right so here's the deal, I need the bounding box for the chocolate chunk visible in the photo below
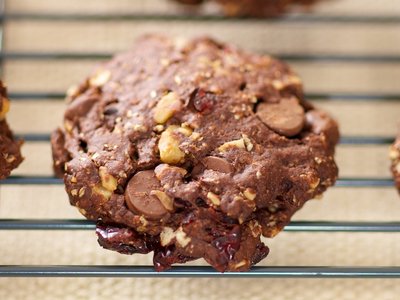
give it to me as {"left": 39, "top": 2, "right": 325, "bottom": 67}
{"left": 306, "top": 110, "right": 340, "bottom": 148}
{"left": 125, "top": 170, "right": 169, "bottom": 220}
{"left": 256, "top": 98, "right": 305, "bottom": 137}
{"left": 202, "top": 156, "right": 233, "bottom": 173}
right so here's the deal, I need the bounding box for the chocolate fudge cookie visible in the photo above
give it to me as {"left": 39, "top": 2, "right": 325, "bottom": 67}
{"left": 52, "top": 35, "right": 339, "bottom": 272}
{"left": 174, "top": 0, "right": 317, "bottom": 17}
{"left": 0, "top": 82, "right": 23, "bottom": 179}
{"left": 390, "top": 134, "right": 400, "bottom": 193}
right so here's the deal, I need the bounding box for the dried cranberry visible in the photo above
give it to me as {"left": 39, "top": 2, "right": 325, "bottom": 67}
{"left": 212, "top": 226, "right": 241, "bottom": 260}
{"left": 96, "top": 222, "right": 154, "bottom": 255}
{"left": 182, "top": 212, "right": 196, "bottom": 225}
{"left": 251, "top": 243, "right": 269, "bottom": 265}
{"left": 191, "top": 89, "right": 215, "bottom": 113}
{"left": 153, "top": 246, "right": 194, "bottom": 272}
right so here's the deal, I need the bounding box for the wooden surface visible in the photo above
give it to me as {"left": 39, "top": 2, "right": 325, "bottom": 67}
{"left": 0, "top": 0, "right": 399, "bottom": 299}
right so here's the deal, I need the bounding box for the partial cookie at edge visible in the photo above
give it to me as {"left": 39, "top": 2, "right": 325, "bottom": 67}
{"left": 0, "top": 82, "right": 23, "bottom": 179}
{"left": 390, "top": 134, "right": 400, "bottom": 193}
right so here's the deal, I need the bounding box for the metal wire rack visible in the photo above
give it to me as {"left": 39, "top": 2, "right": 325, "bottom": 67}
{"left": 0, "top": 0, "right": 399, "bottom": 278}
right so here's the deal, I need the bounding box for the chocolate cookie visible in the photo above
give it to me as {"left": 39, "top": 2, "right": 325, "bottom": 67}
{"left": 0, "top": 82, "right": 23, "bottom": 179}
{"left": 174, "top": 0, "right": 317, "bottom": 17}
{"left": 390, "top": 134, "right": 400, "bottom": 193}
{"left": 51, "top": 35, "right": 339, "bottom": 272}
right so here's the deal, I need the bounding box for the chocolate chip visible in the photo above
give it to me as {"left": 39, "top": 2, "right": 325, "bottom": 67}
{"left": 125, "top": 170, "right": 168, "bottom": 220}
{"left": 256, "top": 98, "right": 305, "bottom": 137}
{"left": 202, "top": 156, "right": 233, "bottom": 173}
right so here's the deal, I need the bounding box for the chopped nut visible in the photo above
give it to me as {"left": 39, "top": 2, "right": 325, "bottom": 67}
{"left": 78, "top": 187, "right": 86, "bottom": 198}
{"left": 99, "top": 166, "right": 118, "bottom": 192}
{"left": 268, "top": 203, "right": 279, "bottom": 213}
{"left": 93, "top": 184, "right": 113, "bottom": 200}
{"left": 309, "top": 177, "right": 320, "bottom": 190}
{"left": 268, "top": 228, "right": 281, "bottom": 238}
{"left": 242, "top": 134, "right": 254, "bottom": 151}
{"left": 64, "top": 120, "right": 73, "bottom": 133}
{"left": 389, "top": 146, "right": 399, "bottom": 160}
{"left": 396, "top": 162, "right": 400, "bottom": 173}
{"left": 272, "top": 80, "right": 284, "bottom": 90}
{"left": 70, "top": 189, "right": 78, "bottom": 197}
{"left": 174, "top": 75, "right": 182, "bottom": 85}
{"left": 136, "top": 215, "right": 149, "bottom": 232}
{"left": 89, "top": 70, "right": 111, "bottom": 87}
{"left": 153, "top": 124, "right": 165, "bottom": 133}
{"left": 243, "top": 188, "right": 257, "bottom": 201}
{"left": 132, "top": 124, "right": 147, "bottom": 132}
{"left": 70, "top": 176, "right": 77, "bottom": 183}
{"left": 158, "top": 126, "right": 185, "bottom": 164}
{"left": 272, "top": 76, "right": 301, "bottom": 91}
{"left": 160, "top": 227, "right": 175, "bottom": 246}
{"left": 153, "top": 92, "right": 182, "bottom": 124}
{"left": 78, "top": 207, "right": 87, "bottom": 215}
{"left": 207, "top": 192, "right": 221, "bottom": 206}
{"left": 0, "top": 96, "right": 10, "bottom": 120}
{"left": 190, "top": 132, "right": 202, "bottom": 141}
{"left": 160, "top": 59, "right": 170, "bottom": 67}
{"left": 3, "top": 153, "right": 16, "bottom": 163}
{"left": 66, "top": 85, "right": 79, "bottom": 99}
{"left": 177, "top": 126, "right": 192, "bottom": 137}
{"left": 250, "top": 96, "right": 258, "bottom": 103}
{"left": 217, "top": 138, "right": 245, "bottom": 152}
{"left": 314, "top": 157, "right": 323, "bottom": 164}
{"left": 175, "top": 227, "right": 191, "bottom": 248}
{"left": 139, "top": 215, "right": 148, "bottom": 226}
{"left": 234, "top": 260, "right": 248, "bottom": 269}
{"left": 256, "top": 170, "right": 262, "bottom": 179}
{"left": 150, "top": 90, "right": 157, "bottom": 98}
{"left": 151, "top": 190, "right": 174, "bottom": 211}
{"left": 248, "top": 220, "right": 262, "bottom": 237}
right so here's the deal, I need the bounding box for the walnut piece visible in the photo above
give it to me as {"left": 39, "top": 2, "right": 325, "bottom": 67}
{"left": 217, "top": 138, "right": 246, "bottom": 152}
{"left": 158, "top": 126, "right": 185, "bottom": 164}
{"left": 153, "top": 92, "right": 182, "bottom": 124}
{"left": 0, "top": 96, "right": 10, "bottom": 120}
{"left": 89, "top": 70, "right": 111, "bottom": 87}
{"left": 99, "top": 166, "right": 118, "bottom": 192}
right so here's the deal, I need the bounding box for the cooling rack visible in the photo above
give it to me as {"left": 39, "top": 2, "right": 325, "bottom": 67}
{"left": 0, "top": 0, "right": 399, "bottom": 278}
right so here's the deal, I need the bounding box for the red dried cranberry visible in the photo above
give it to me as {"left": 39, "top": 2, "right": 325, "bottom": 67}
{"left": 191, "top": 89, "right": 215, "bottom": 113}
{"left": 153, "top": 246, "right": 194, "bottom": 272}
{"left": 96, "top": 222, "right": 154, "bottom": 255}
{"left": 212, "top": 226, "right": 241, "bottom": 260}
{"left": 251, "top": 243, "right": 269, "bottom": 265}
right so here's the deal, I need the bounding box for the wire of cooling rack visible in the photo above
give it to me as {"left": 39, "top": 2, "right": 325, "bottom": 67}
{"left": 0, "top": 0, "right": 399, "bottom": 278}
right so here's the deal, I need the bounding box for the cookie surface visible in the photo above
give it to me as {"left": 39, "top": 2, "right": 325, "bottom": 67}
{"left": 174, "top": 0, "right": 317, "bottom": 17}
{"left": 52, "top": 35, "right": 339, "bottom": 272}
{"left": 390, "top": 134, "right": 400, "bottom": 193}
{"left": 0, "top": 82, "right": 23, "bottom": 179}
